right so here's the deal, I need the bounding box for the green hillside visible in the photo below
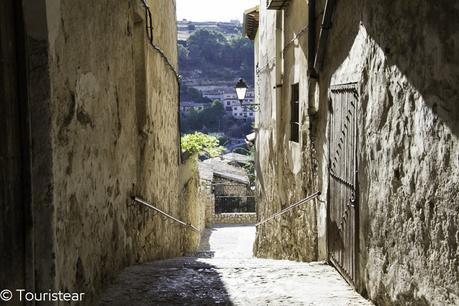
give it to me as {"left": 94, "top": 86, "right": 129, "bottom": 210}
{"left": 178, "top": 27, "right": 254, "bottom": 86}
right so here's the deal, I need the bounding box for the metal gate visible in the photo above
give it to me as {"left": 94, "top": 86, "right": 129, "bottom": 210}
{"left": 328, "top": 82, "right": 359, "bottom": 286}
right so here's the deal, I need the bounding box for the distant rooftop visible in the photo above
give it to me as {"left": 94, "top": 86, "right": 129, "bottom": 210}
{"left": 199, "top": 157, "right": 249, "bottom": 184}
{"left": 221, "top": 153, "right": 253, "bottom": 165}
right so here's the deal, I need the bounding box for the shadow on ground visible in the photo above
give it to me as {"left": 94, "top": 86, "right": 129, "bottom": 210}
{"left": 98, "top": 257, "right": 233, "bottom": 306}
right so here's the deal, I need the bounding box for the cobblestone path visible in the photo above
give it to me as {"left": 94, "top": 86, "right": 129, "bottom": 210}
{"left": 99, "top": 225, "right": 373, "bottom": 305}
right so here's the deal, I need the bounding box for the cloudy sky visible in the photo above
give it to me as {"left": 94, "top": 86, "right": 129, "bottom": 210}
{"left": 177, "top": 0, "right": 259, "bottom": 22}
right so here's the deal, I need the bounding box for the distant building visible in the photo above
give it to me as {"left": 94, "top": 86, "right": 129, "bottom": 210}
{"left": 180, "top": 101, "right": 210, "bottom": 113}
{"left": 223, "top": 91, "right": 255, "bottom": 120}
{"left": 198, "top": 156, "right": 255, "bottom": 215}
{"left": 209, "top": 132, "right": 225, "bottom": 138}
{"left": 232, "top": 105, "right": 255, "bottom": 121}
{"left": 202, "top": 90, "right": 224, "bottom": 102}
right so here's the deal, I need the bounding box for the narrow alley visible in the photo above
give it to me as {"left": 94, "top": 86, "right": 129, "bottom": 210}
{"left": 99, "top": 225, "right": 372, "bottom": 305}
{"left": 1, "top": 0, "right": 458, "bottom": 305}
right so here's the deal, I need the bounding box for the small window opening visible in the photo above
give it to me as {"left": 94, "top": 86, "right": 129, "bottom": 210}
{"left": 290, "top": 83, "right": 300, "bottom": 142}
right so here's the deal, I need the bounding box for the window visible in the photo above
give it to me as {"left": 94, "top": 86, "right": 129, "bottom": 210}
{"left": 290, "top": 83, "right": 300, "bottom": 142}
{"left": 226, "top": 101, "right": 230, "bottom": 105}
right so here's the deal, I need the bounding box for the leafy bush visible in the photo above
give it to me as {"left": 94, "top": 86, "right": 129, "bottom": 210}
{"left": 243, "top": 146, "right": 256, "bottom": 186}
{"left": 181, "top": 132, "right": 225, "bottom": 157}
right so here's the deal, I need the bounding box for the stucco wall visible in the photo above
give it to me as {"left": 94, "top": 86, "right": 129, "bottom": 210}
{"left": 41, "top": 0, "right": 183, "bottom": 303}
{"left": 254, "top": 0, "right": 319, "bottom": 262}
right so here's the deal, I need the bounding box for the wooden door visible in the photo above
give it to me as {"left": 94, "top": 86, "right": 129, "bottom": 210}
{"left": 328, "top": 82, "right": 359, "bottom": 285}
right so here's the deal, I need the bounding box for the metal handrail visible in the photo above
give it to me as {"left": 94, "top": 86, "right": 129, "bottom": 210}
{"left": 255, "top": 191, "right": 321, "bottom": 227}
{"left": 214, "top": 195, "right": 256, "bottom": 198}
{"left": 131, "top": 196, "right": 200, "bottom": 232}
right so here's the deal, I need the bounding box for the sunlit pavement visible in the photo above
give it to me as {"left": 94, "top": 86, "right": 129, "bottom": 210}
{"left": 99, "top": 225, "right": 373, "bottom": 305}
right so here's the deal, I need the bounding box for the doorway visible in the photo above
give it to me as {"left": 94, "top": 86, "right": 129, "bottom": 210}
{"left": 327, "top": 82, "right": 359, "bottom": 286}
{"left": 0, "top": 0, "right": 31, "bottom": 294}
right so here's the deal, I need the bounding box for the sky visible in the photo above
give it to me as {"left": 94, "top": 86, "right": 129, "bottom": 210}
{"left": 177, "top": 0, "right": 259, "bottom": 22}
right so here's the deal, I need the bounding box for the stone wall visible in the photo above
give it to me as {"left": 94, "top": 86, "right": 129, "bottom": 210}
{"left": 180, "top": 155, "right": 206, "bottom": 252}
{"left": 254, "top": 0, "right": 459, "bottom": 304}
{"left": 201, "top": 184, "right": 215, "bottom": 228}
{"left": 314, "top": 1, "right": 459, "bottom": 304}
{"left": 214, "top": 175, "right": 255, "bottom": 214}
{"left": 19, "top": 0, "right": 186, "bottom": 304}
{"left": 214, "top": 213, "right": 257, "bottom": 225}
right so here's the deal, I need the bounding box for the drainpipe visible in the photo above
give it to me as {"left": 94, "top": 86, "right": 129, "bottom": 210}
{"left": 178, "top": 77, "right": 182, "bottom": 164}
{"left": 307, "top": 0, "right": 317, "bottom": 79}
{"left": 314, "top": 0, "right": 337, "bottom": 73}
{"left": 307, "top": 0, "right": 318, "bottom": 115}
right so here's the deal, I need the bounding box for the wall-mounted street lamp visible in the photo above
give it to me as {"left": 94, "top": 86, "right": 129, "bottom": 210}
{"left": 235, "top": 78, "right": 260, "bottom": 111}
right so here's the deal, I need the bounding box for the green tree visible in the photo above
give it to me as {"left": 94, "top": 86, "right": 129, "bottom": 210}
{"left": 178, "top": 29, "right": 255, "bottom": 84}
{"left": 198, "top": 101, "right": 225, "bottom": 131}
{"left": 180, "top": 85, "right": 211, "bottom": 103}
{"left": 187, "top": 29, "right": 228, "bottom": 66}
{"left": 178, "top": 44, "right": 189, "bottom": 69}
{"left": 243, "top": 146, "right": 256, "bottom": 186}
{"left": 187, "top": 23, "right": 196, "bottom": 31}
{"left": 180, "top": 100, "right": 228, "bottom": 134}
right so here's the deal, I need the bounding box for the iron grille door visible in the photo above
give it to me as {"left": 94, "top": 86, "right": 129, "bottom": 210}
{"left": 328, "top": 83, "right": 359, "bottom": 286}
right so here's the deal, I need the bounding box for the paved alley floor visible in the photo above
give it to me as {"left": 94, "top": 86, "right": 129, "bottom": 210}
{"left": 99, "top": 225, "right": 373, "bottom": 306}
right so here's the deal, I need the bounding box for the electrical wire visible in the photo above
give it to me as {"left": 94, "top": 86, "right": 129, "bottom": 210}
{"left": 140, "top": 0, "right": 180, "bottom": 82}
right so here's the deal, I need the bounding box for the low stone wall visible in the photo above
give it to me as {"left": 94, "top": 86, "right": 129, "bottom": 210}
{"left": 214, "top": 213, "right": 257, "bottom": 224}
{"left": 180, "top": 155, "right": 206, "bottom": 253}
{"left": 202, "top": 190, "right": 215, "bottom": 228}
